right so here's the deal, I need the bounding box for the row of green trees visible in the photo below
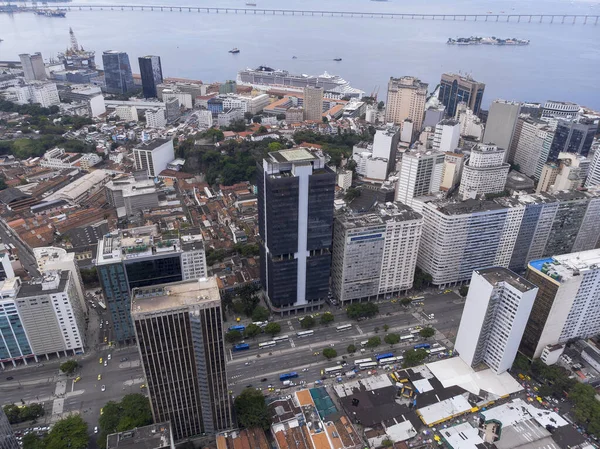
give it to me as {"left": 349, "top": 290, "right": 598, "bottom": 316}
{"left": 97, "top": 394, "right": 153, "bottom": 449}
{"left": 346, "top": 303, "right": 379, "bottom": 320}
{"left": 22, "top": 415, "right": 89, "bottom": 449}
{"left": 3, "top": 403, "right": 44, "bottom": 424}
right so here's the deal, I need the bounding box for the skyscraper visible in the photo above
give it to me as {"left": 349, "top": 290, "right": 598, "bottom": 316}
{"left": 133, "top": 138, "right": 175, "bottom": 178}
{"left": 102, "top": 50, "right": 135, "bottom": 94}
{"left": 455, "top": 267, "right": 537, "bottom": 374}
{"left": 395, "top": 148, "right": 445, "bottom": 210}
{"left": 303, "top": 86, "right": 323, "bottom": 121}
{"left": 439, "top": 73, "right": 485, "bottom": 117}
{"left": 384, "top": 76, "right": 428, "bottom": 132}
{"left": 257, "top": 147, "right": 335, "bottom": 313}
{"left": 483, "top": 100, "right": 521, "bottom": 157}
{"left": 0, "top": 278, "right": 33, "bottom": 369}
{"left": 458, "top": 143, "right": 510, "bottom": 200}
{"left": 548, "top": 117, "right": 598, "bottom": 161}
{"left": 432, "top": 119, "right": 460, "bottom": 153}
{"left": 512, "top": 116, "right": 555, "bottom": 179}
{"left": 585, "top": 149, "right": 600, "bottom": 188}
{"left": 132, "top": 277, "right": 232, "bottom": 441}
{"left": 0, "top": 404, "right": 19, "bottom": 449}
{"left": 19, "top": 53, "right": 46, "bottom": 81}
{"left": 139, "top": 55, "right": 163, "bottom": 98}
{"left": 520, "top": 249, "right": 600, "bottom": 359}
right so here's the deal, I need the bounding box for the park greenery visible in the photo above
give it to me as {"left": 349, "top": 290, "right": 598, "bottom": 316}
{"left": 264, "top": 322, "right": 281, "bottom": 337}
{"left": 79, "top": 267, "right": 100, "bottom": 288}
{"left": 22, "top": 415, "right": 88, "bottom": 449}
{"left": 220, "top": 283, "right": 261, "bottom": 318}
{"left": 3, "top": 403, "right": 44, "bottom": 424}
{"left": 323, "top": 348, "right": 337, "bottom": 360}
{"left": 320, "top": 312, "right": 335, "bottom": 326}
{"left": 402, "top": 349, "right": 429, "bottom": 368}
{"left": 251, "top": 306, "right": 270, "bottom": 322}
{"left": 347, "top": 344, "right": 357, "bottom": 354}
{"left": 366, "top": 336, "right": 381, "bottom": 348}
{"left": 384, "top": 333, "right": 400, "bottom": 346}
{"left": 244, "top": 323, "right": 262, "bottom": 339}
{"left": 291, "top": 129, "right": 376, "bottom": 167}
{"left": 346, "top": 303, "right": 379, "bottom": 320}
{"left": 419, "top": 327, "right": 435, "bottom": 339}
{"left": 206, "top": 243, "right": 260, "bottom": 266}
{"left": 98, "top": 394, "right": 153, "bottom": 449}
{"left": 400, "top": 298, "right": 412, "bottom": 307}
{"left": 234, "top": 388, "right": 270, "bottom": 430}
{"left": 59, "top": 360, "right": 79, "bottom": 376}
{"left": 225, "top": 330, "right": 243, "bottom": 344}
{"left": 300, "top": 316, "right": 316, "bottom": 329}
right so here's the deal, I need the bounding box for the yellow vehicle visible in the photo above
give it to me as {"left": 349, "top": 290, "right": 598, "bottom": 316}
{"left": 518, "top": 374, "right": 525, "bottom": 380}
{"left": 533, "top": 386, "right": 539, "bottom": 391}
{"left": 97, "top": 374, "right": 102, "bottom": 381}
{"left": 100, "top": 408, "right": 104, "bottom": 415}
{"left": 104, "top": 337, "right": 108, "bottom": 343}
{"left": 391, "top": 299, "right": 397, "bottom": 303}
{"left": 99, "top": 357, "right": 103, "bottom": 364}
{"left": 236, "top": 317, "right": 241, "bottom": 322}
{"left": 74, "top": 376, "right": 81, "bottom": 383}
{"left": 536, "top": 396, "right": 542, "bottom": 402}
{"left": 444, "top": 289, "right": 453, "bottom": 293}
{"left": 140, "top": 384, "right": 146, "bottom": 389}
{"left": 525, "top": 375, "right": 531, "bottom": 380}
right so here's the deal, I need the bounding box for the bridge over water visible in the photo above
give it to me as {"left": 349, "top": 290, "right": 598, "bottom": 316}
{"left": 61, "top": 5, "right": 600, "bottom": 25}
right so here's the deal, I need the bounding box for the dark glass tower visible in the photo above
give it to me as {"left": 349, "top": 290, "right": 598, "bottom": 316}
{"left": 548, "top": 117, "right": 598, "bottom": 161}
{"left": 138, "top": 55, "right": 163, "bottom": 98}
{"left": 439, "top": 73, "right": 485, "bottom": 117}
{"left": 257, "top": 147, "right": 335, "bottom": 312}
{"left": 102, "top": 50, "right": 135, "bottom": 94}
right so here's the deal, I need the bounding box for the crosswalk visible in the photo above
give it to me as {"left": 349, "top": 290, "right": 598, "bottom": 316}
{"left": 356, "top": 325, "right": 364, "bottom": 335}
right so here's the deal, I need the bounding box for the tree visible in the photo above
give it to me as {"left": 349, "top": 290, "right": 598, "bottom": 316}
{"left": 323, "top": 348, "right": 337, "bottom": 360}
{"left": 322, "top": 116, "right": 329, "bottom": 123}
{"left": 512, "top": 353, "right": 531, "bottom": 372}
{"left": 366, "top": 336, "right": 381, "bottom": 348}
{"left": 60, "top": 360, "right": 79, "bottom": 376}
{"left": 374, "top": 327, "right": 380, "bottom": 333}
{"left": 300, "top": 316, "right": 316, "bottom": 329}
{"left": 252, "top": 116, "right": 262, "bottom": 124}
{"left": 384, "top": 333, "right": 400, "bottom": 346}
{"left": 251, "top": 306, "right": 269, "bottom": 322}
{"left": 413, "top": 267, "right": 433, "bottom": 290}
{"left": 458, "top": 285, "right": 469, "bottom": 297}
{"left": 347, "top": 344, "right": 357, "bottom": 354}
{"left": 244, "top": 112, "right": 254, "bottom": 121}
{"left": 381, "top": 439, "right": 394, "bottom": 448}
{"left": 244, "top": 323, "right": 262, "bottom": 339}
{"left": 98, "top": 394, "right": 152, "bottom": 449}
{"left": 234, "top": 388, "right": 270, "bottom": 429}
{"left": 267, "top": 141, "right": 283, "bottom": 152}
{"left": 257, "top": 125, "right": 268, "bottom": 134}
{"left": 3, "top": 403, "right": 44, "bottom": 424}
{"left": 22, "top": 433, "right": 44, "bottom": 449}
{"left": 264, "top": 322, "right": 281, "bottom": 337}
{"left": 320, "top": 312, "right": 335, "bottom": 326}
{"left": 79, "top": 267, "right": 99, "bottom": 287}
{"left": 383, "top": 324, "right": 389, "bottom": 332}
{"left": 225, "top": 330, "right": 243, "bottom": 344}
{"left": 344, "top": 187, "right": 361, "bottom": 202}
{"left": 419, "top": 327, "right": 435, "bottom": 339}
{"left": 400, "top": 297, "right": 412, "bottom": 307}
{"left": 347, "top": 303, "right": 379, "bottom": 320}
{"left": 45, "top": 415, "right": 88, "bottom": 449}
{"left": 403, "top": 349, "right": 429, "bottom": 368}
{"left": 377, "top": 101, "right": 385, "bottom": 111}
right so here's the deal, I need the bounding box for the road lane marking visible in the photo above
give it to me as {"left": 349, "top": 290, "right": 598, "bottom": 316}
{"left": 356, "top": 326, "right": 363, "bottom": 335}
{"left": 290, "top": 338, "right": 296, "bottom": 348}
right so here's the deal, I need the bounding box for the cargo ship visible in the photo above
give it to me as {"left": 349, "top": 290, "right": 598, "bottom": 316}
{"left": 447, "top": 36, "right": 529, "bottom": 45}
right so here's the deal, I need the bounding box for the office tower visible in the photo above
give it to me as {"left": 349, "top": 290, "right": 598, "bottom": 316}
{"left": 548, "top": 117, "right": 598, "bottom": 161}
{"left": 372, "top": 125, "right": 400, "bottom": 178}
{"left": 0, "top": 252, "right": 15, "bottom": 281}
{"left": 139, "top": 55, "right": 163, "bottom": 98}
{"left": 422, "top": 105, "right": 446, "bottom": 128}
{"left": 512, "top": 116, "right": 555, "bottom": 179}
{"left": 96, "top": 226, "right": 207, "bottom": 342}
{"left": 439, "top": 151, "right": 465, "bottom": 192}
{"left": 19, "top": 52, "right": 46, "bottom": 81}
{"left": 107, "top": 423, "right": 175, "bottom": 449}
{"left": 520, "top": 249, "right": 600, "bottom": 359}
{"left": 331, "top": 202, "right": 422, "bottom": 304}
{"left": 0, "top": 404, "right": 19, "bottom": 449}
{"left": 586, "top": 149, "right": 600, "bottom": 187}
{"left": 102, "top": 50, "right": 135, "bottom": 94}
{"left": 536, "top": 153, "right": 590, "bottom": 193}
{"left": 257, "top": 147, "right": 335, "bottom": 312}
{"left": 458, "top": 143, "right": 510, "bottom": 200}
{"left": 455, "top": 268, "right": 537, "bottom": 374}
{"left": 384, "top": 76, "right": 428, "bottom": 132}
{"left": 395, "top": 149, "right": 445, "bottom": 210}
{"left": 483, "top": 100, "right": 521, "bottom": 157}
{"left": 15, "top": 271, "right": 86, "bottom": 358}
{"left": 132, "top": 278, "right": 232, "bottom": 440}
{"left": 0, "top": 278, "right": 33, "bottom": 369}
{"left": 541, "top": 100, "right": 580, "bottom": 119}
{"left": 133, "top": 138, "right": 175, "bottom": 178}
{"left": 439, "top": 73, "right": 485, "bottom": 117}
{"left": 432, "top": 119, "right": 460, "bottom": 152}
{"left": 303, "top": 86, "right": 323, "bottom": 121}
{"left": 165, "top": 98, "right": 181, "bottom": 124}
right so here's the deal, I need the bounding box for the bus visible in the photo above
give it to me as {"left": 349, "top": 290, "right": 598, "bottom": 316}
{"left": 296, "top": 330, "right": 314, "bottom": 338}
{"left": 336, "top": 324, "right": 352, "bottom": 332}
{"left": 233, "top": 343, "right": 250, "bottom": 351}
{"left": 354, "top": 358, "right": 373, "bottom": 365}
{"left": 379, "top": 356, "right": 402, "bottom": 365}
{"left": 358, "top": 361, "right": 378, "bottom": 370}
{"left": 360, "top": 340, "right": 369, "bottom": 347}
{"left": 410, "top": 329, "right": 421, "bottom": 335}
{"left": 258, "top": 341, "right": 276, "bottom": 349}
{"left": 414, "top": 343, "right": 431, "bottom": 350}
{"left": 229, "top": 325, "right": 246, "bottom": 332}
{"left": 375, "top": 352, "right": 394, "bottom": 361}
{"left": 400, "top": 334, "right": 414, "bottom": 341}
{"left": 279, "top": 372, "right": 299, "bottom": 381}
{"left": 252, "top": 321, "right": 268, "bottom": 328}
{"left": 429, "top": 346, "right": 446, "bottom": 355}
{"left": 272, "top": 335, "right": 289, "bottom": 342}
{"left": 324, "top": 365, "right": 343, "bottom": 375}
{"left": 97, "top": 301, "right": 107, "bottom": 310}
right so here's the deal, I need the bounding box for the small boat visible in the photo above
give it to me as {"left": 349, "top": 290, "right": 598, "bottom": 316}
{"left": 246, "top": 2, "right": 257, "bottom": 6}
{"left": 229, "top": 48, "right": 240, "bottom": 54}
{"left": 292, "top": 56, "right": 297, "bottom": 59}
{"left": 333, "top": 58, "right": 342, "bottom": 61}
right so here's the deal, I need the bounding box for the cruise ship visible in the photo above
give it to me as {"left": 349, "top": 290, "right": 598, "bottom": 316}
{"left": 237, "top": 66, "right": 364, "bottom": 98}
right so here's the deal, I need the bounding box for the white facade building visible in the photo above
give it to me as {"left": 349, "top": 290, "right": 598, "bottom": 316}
{"left": 432, "top": 119, "right": 460, "bottom": 153}
{"left": 133, "top": 138, "right": 175, "bottom": 178}
{"left": 197, "top": 109, "right": 213, "bottom": 128}
{"left": 180, "top": 233, "right": 207, "bottom": 280}
{"left": 454, "top": 103, "right": 484, "bottom": 140}
{"left": 512, "top": 117, "right": 555, "bottom": 179}
{"left": 585, "top": 149, "right": 600, "bottom": 187}
{"left": 351, "top": 130, "right": 400, "bottom": 182}
{"left": 6, "top": 82, "right": 60, "bottom": 108}
{"left": 459, "top": 143, "right": 510, "bottom": 200}
{"left": 218, "top": 108, "right": 244, "bottom": 127}
{"left": 395, "top": 149, "right": 444, "bottom": 209}
{"left": 455, "top": 267, "right": 538, "bottom": 374}
{"left": 114, "top": 105, "right": 139, "bottom": 122}
{"left": 162, "top": 91, "right": 193, "bottom": 109}
{"left": 40, "top": 147, "right": 101, "bottom": 170}
{"left": 145, "top": 108, "right": 167, "bottom": 128}
{"left": 337, "top": 170, "right": 352, "bottom": 190}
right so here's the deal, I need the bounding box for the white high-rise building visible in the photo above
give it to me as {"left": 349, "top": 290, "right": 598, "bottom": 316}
{"left": 133, "top": 138, "right": 175, "bottom": 178}
{"left": 6, "top": 82, "right": 60, "bottom": 108}
{"left": 115, "top": 105, "right": 139, "bottom": 122}
{"left": 145, "top": 108, "right": 167, "bottom": 129}
{"left": 459, "top": 143, "right": 510, "bottom": 200}
{"left": 585, "top": 149, "right": 600, "bottom": 187}
{"left": 536, "top": 152, "right": 590, "bottom": 193}
{"left": 331, "top": 202, "right": 422, "bottom": 304}
{"left": 19, "top": 53, "right": 46, "bottom": 81}
{"left": 512, "top": 117, "right": 555, "bottom": 179}
{"left": 395, "top": 148, "right": 445, "bottom": 209}
{"left": 432, "top": 119, "right": 460, "bottom": 152}
{"left": 520, "top": 249, "right": 600, "bottom": 359}
{"left": 197, "top": 109, "right": 213, "bottom": 128}
{"left": 455, "top": 267, "right": 538, "bottom": 374}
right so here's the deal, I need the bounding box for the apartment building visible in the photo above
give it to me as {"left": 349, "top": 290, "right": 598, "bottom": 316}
{"left": 133, "top": 139, "right": 175, "bottom": 178}
{"left": 512, "top": 116, "right": 555, "bottom": 179}
{"left": 395, "top": 148, "right": 445, "bottom": 210}
{"left": 458, "top": 143, "right": 510, "bottom": 200}
{"left": 384, "top": 76, "right": 428, "bottom": 132}
{"left": 432, "top": 119, "right": 460, "bottom": 153}
{"left": 303, "top": 86, "right": 324, "bottom": 121}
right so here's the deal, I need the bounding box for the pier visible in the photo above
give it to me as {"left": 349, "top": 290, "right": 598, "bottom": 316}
{"left": 54, "top": 5, "right": 599, "bottom": 25}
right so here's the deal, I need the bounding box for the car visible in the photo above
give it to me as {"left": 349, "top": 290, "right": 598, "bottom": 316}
{"left": 101, "top": 385, "right": 106, "bottom": 392}
{"left": 302, "top": 368, "right": 309, "bottom": 372}
{"left": 140, "top": 384, "right": 146, "bottom": 389}
{"left": 97, "top": 374, "right": 102, "bottom": 381}
{"left": 246, "top": 384, "right": 253, "bottom": 388}
{"left": 100, "top": 408, "right": 104, "bottom": 415}
{"left": 106, "top": 320, "right": 109, "bottom": 325}
{"left": 261, "top": 378, "right": 268, "bottom": 382}
{"left": 6, "top": 376, "right": 13, "bottom": 381}
{"left": 267, "top": 384, "right": 273, "bottom": 388}
{"left": 104, "top": 361, "right": 107, "bottom": 367}
{"left": 107, "top": 354, "right": 111, "bottom": 360}
{"left": 74, "top": 376, "right": 81, "bottom": 382}
{"left": 104, "top": 337, "right": 108, "bottom": 343}
{"left": 99, "top": 323, "right": 103, "bottom": 328}
{"left": 120, "top": 357, "right": 128, "bottom": 362}
{"left": 99, "top": 358, "right": 103, "bottom": 364}
{"left": 94, "top": 427, "right": 98, "bottom": 434}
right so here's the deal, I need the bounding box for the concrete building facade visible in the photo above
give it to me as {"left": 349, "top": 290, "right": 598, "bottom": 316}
{"left": 482, "top": 100, "right": 521, "bottom": 158}
{"left": 458, "top": 143, "right": 510, "bottom": 200}
{"left": 133, "top": 139, "right": 175, "bottom": 178}
{"left": 19, "top": 52, "right": 46, "bottom": 81}
{"left": 384, "top": 76, "right": 428, "bottom": 132}
{"left": 512, "top": 117, "right": 555, "bottom": 179}
{"left": 303, "top": 86, "right": 324, "bottom": 121}
{"left": 395, "top": 149, "right": 445, "bottom": 209}
{"left": 432, "top": 119, "right": 460, "bottom": 153}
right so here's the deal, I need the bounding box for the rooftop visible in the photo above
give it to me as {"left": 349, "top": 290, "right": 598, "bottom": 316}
{"left": 338, "top": 202, "right": 422, "bottom": 228}
{"left": 131, "top": 277, "right": 220, "bottom": 315}
{"left": 106, "top": 422, "right": 173, "bottom": 449}
{"left": 134, "top": 138, "right": 171, "bottom": 152}
{"left": 269, "top": 148, "right": 319, "bottom": 163}
{"left": 475, "top": 267, "right": 538, "bottom": 293}
{"left": 528, "top": 248, "right": 600, "bottom": 284}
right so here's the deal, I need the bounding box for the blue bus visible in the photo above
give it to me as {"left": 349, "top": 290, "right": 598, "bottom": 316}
{"left": 375, "top": 352, "right": 394, "bottom": 361}
{"left": 229, "top": 325, "right": 246, "bottom": 332}
{"left": 279, "top": 372, "right": 299, "bottom": 381}
{"left": 414, "top": 343, "right": 431, "bottom": 350}
{"left": 233, "top": 343, "right": 250, "bottom": 351}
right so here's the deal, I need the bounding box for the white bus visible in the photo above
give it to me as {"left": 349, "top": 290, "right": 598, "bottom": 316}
{"left": 354, "top": 358, "right": 373, "bottom": 365}
{"left": 324, "top": 365, "right": 343, "bottom": 375}
{"left": 379, "top": 356, "right": 402, "bottom": 365}
{"left": 252, "top": 321, "right": 268, "bottom": 328}
{"left": 400, "top": 334, "right": 414, "bottom": 341}
{"left": 296, "top": 330, "right": 314, "bottom": 338}
{"left": 258, "top": 341, "right": 276, "bottom": 349}
{"left": 336, "top": 324, "right": 352, "bottom": 332}
{"left": 358, "top": 361, "right": 378, "bottom": 370}
{"left": 429, "top": 346, "right": 446, "bottom": 355}
{"left": 272, "top": 335, "right": 289, "bottom": 342}
{"left": 360, "top": 340, "right": 369, "bottom": 347}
